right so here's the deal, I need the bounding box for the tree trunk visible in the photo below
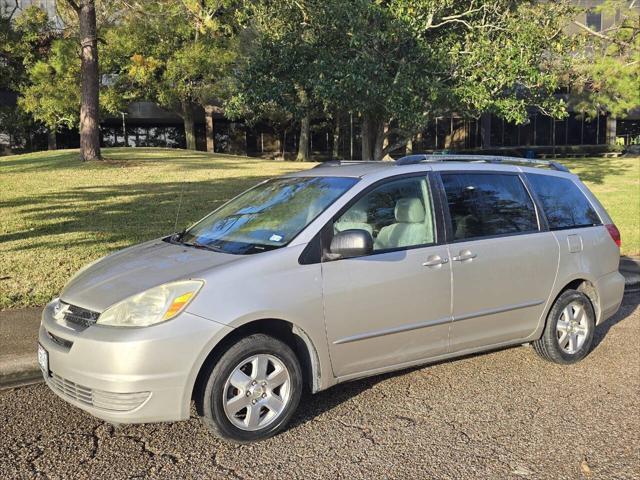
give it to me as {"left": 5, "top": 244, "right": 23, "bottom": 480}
{"left": 296, "top": 115, "right": 310, "bottom": 161}
{"left": 47, "top": 129, "right": 57, "bottom": 150}
{"left": 362, "top": 113, "right": 386, "bottom": 160}
{"left": 606, "top": 115, "right": 617, "bottom": 145}
{"left": 275, "top": 130, "right": 282, "bottom": 159}
{"left": 78, "top": 0, "right": 101, "bottom": 161}
{"left": 480, "top": 112, "right": 491, "bottom": 149}
{"left": 373, "top": 122, "right": 385, "bottom": 160}
{"left": 332, "top": 114, "right": 340, "bottom": 160}
{"left": 204, "top": 105, "right": 216, "bottom": 153}
{"left": 182, "top": 102, "right": 196, "bottom": 150}
{"left": 361, "top": 113, "right": 373, "bottom": 160}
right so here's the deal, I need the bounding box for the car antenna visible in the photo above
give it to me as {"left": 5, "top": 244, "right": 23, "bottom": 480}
{"left": 173, "top": 181, "right": 187, "bottom": 235}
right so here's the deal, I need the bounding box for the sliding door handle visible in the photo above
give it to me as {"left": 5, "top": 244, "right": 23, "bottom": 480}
{"left": 422, "top": 255, "right": 449, "bottom": 267}
{"left": 452, "top": 250, "right": 477, "bottom": 262}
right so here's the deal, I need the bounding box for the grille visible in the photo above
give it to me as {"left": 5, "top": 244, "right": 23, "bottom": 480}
{"left": 59, "top": 302, "right": 99, "bottom": 329}
{"left": 46, "top": 373, "right": 150, "bottom": 412}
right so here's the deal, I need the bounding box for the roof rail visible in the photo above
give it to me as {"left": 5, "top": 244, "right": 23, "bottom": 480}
{"left": 312, "top": 160, "right": 386, "bottom": 168}
{"left": 395, "top": 154, "right": 570, "bottom": 173}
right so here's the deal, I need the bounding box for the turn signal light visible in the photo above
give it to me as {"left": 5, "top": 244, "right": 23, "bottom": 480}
{"left": 163, "top": 292, "right": 195, "bottom": 320}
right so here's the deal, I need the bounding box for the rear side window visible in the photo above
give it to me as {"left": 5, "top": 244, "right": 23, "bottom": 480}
{"left": 441, "top": 173, "right": 538, "bottom": 241}
{"left": 526, "top": 174, "right": 601, "bottom": 230}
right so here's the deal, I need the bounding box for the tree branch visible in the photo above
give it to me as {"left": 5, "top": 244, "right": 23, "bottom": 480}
{"left": 382, "top": 137, "right": 410, "bottom": 156}
{"left": 62, "top": 0, "right": 81, "bottom": 12}
{"left": 424, "top": 3, "right": 491, "bottom": 31}
{"left": 572, "top": 20, "right": 631, "bottom": 47}
{"left": 8, "top": 0, "right": 19, "bottom": 21}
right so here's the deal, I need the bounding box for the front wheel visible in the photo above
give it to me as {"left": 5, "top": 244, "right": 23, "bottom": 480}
{"left": 201, "top": 334, "right": 302, "bottom": 443}
{"left": 533, "top": 290, "right": 595, "bottom": 364}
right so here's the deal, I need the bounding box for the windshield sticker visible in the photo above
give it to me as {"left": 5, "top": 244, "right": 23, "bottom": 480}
{"left": 269, "top": 234, "right": 283, "bottom": 242}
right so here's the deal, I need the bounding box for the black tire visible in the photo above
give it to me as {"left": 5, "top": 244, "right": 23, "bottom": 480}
{"left": 201, "top": 334, "right": 302, "bottom": 443}
{"left": 533, "top": 289, "right": 595, "bottom": 364}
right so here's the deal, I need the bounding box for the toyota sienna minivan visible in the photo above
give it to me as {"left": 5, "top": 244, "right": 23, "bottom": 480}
{"left": 38, "top": 154, "right": 624, "bottom": 442}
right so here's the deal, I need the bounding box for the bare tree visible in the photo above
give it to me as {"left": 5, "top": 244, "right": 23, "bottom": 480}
{"left": 64, "top": 0, "right": 101, "bottom": 161}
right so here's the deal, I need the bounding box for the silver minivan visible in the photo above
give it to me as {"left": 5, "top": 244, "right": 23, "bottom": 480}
{"left": 38, "top": 155, "right": 625, "bottom": 442}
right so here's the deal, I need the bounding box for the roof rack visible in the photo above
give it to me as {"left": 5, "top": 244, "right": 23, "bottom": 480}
{"left": 395, "top": 154, "right": 570, "bottom": 173}
{"left": 313, "top": 160, "right": 385, "bottom": 168}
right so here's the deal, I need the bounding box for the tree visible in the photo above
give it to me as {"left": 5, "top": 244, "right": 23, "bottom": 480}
{"left": 0, "top": 5, "right": 56, "bottom": 149}
{"left": 19, "top": 39, "right": 81, "bottom": 146}
{"left": 101, "top": 0, "right": 238, "bottom": 150}
{"left": 61, "top": 0, "right": 102, "bottom": 161}
{"left": 227, "top": 0, "right": 324, "bottom": 161}
{"left": 569, "top": 0, "right": 640, "bottom": 121}
{"left": 234, "top": 0, "right": 572, "bottom": 160}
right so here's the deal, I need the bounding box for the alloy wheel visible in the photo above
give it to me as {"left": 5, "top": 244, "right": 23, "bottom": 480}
{"left": 222, "top": 354, "right": 291, "bottom": 431}
{"left": 556, "top": 301, "right": 589, "bottom": 354}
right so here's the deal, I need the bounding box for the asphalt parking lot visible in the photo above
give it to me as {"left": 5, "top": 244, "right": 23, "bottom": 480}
{"left": 1, "top": 294, "right": 638, "bottom": 480}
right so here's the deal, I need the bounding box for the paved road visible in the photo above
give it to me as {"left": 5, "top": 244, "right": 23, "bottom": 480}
{"left": 1, "top": 295, "right": 638, "bottom": 480}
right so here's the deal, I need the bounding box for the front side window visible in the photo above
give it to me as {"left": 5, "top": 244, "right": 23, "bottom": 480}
{"left": 333, "top": 175, "right": 435, "bottom": 251}
{"left": 526, "top": 174, "right": 601, "bottom": 230}
{"left": 180, "top": 176, "right": 357, "bottom": 254}
{"left": 441, "top": 173, "right": 538, "bottom": 241}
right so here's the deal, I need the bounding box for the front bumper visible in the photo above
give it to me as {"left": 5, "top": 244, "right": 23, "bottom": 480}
{"left": 39, "top": 301, "right": 232, "bottom": 424}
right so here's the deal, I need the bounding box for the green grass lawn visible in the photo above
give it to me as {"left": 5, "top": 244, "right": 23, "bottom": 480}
{"left": 0, "top": 148, "right": 308, "bottom": 310}
{"left": 561, "top": 157, "right": 639, "bottom": 257}
{"left": 1, "top": 148, "right": 638, "bottom": 310}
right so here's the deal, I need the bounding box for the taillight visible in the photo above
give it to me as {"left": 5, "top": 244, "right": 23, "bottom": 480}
{"left": 605, "top": 224, "right": 621, "bottom": 248}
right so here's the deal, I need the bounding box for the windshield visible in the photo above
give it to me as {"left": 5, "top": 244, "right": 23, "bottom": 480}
{"left": 178, "top": 176, "right": 357, "bottom": 254}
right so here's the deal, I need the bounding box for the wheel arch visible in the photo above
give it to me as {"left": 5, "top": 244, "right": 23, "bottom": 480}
{"left": 191, "top": 318, "right": 321, "bottom": 416}
{"left": 543, "top": 278, "right": 601, "bottom": 333}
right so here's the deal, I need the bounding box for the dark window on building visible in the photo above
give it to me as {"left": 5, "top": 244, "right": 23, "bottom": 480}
{"left": 586, "top": 10, "right": 602, "bottom": 31}
{"left": 617, "top": 119, "right": 640, "bottom": 145}
{"left": 435, "top": 117, "right": 448, "bottom": 149}
{"left": 535, "top": 116, "right": 553, "bottom": 146}
{"left": 526, "top": 174, "right": 601, "bottom": 230}
{"left": 567, "top": 113, "right": 583, "bottom": 145}
{"left": 503, "top": 120, "right": 519, "bottom": 146}
{"left": 490, "top": 115, "right": 504, "bottom": 146}
{"left": 441, "top": 173, "right": 538, "bottom": 241}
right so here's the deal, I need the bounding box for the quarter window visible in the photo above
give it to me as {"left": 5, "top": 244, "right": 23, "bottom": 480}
{"left": 441, "top": 173, "right": 538, "bottom": 241}
{"left": 526, "top": 174, "right": 601, "bottom": 230}
{"left": 334, "top": 175, "right": 435, "bottom": 251}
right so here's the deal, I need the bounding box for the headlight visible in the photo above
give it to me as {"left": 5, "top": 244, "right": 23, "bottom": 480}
{"left": 97, "top": 280, "right": 204, "bottom": 327}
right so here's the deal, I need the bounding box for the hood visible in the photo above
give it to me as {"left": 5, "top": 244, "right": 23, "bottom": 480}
{"left": 60, "top": 239, "right": 240, "bottom": 312}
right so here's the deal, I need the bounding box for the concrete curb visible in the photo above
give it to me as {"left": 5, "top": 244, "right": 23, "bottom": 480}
{"left": 619, "top": 256, "right": 640, "bottom": 291}
{"left": 1, "top": 258, "right": 639, "bottom": 391}
{"left": 0, "top": 354, "right": 42, "bottom": 389}
{"left": 0, "top": 307, "right": 42, "bottom": 391}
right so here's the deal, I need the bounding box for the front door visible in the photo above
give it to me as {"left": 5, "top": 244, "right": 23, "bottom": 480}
{"left": 321, "top": 174, "right": 452, "bottom": 378}
{"left": 438, "top": 172, "right": 559, "bottom": 352}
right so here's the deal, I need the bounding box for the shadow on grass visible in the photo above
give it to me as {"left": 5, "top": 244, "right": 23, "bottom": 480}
{"left": 0, "top": 148, "right": 282, "bottom": 174}
{"left": 0, "top": 175, "right": 271, "bottom": 250}
{"left": 563, "top": 157, "right": 633, "bottom": 185}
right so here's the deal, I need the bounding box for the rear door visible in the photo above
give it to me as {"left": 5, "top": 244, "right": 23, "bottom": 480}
{"left": 438, "top": 171, "right": 559, "bottom": 352}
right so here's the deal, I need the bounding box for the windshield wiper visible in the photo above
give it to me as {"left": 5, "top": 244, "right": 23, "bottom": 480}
{"left": 182, "top": 241, "right": 225, "bottom": 253}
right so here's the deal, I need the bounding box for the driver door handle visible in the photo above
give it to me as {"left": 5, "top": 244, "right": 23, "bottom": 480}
{"left": 452, "top": 250, "right": 477, "bottom": 262}
{"left": 422, "top": 255, "right": 449, "bottom": 267}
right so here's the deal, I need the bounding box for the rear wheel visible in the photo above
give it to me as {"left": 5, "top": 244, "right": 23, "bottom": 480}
{"left": 533, "top": 290, "right": 595, "bottom": 364}
{"left": 201, "top": 334, "right": 302, "bottom": 442}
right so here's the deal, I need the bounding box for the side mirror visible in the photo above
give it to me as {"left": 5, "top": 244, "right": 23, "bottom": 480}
{"left": 329, "top": 229, "right": 373, "bottom": 259}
